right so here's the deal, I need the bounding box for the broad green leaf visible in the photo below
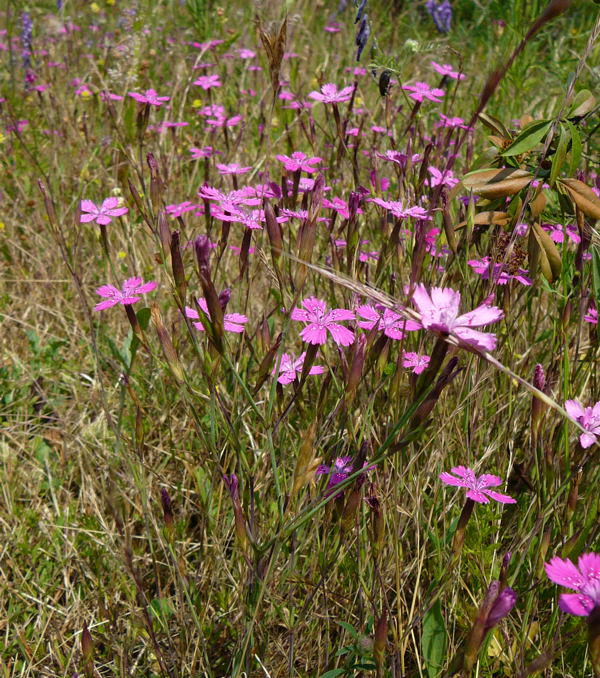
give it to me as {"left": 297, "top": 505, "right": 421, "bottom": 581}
{"left": 422, "top": 601, "right": 446, "bottom": 678}
{"left": 500, "top": 119, "right": 552, "bottom": 156}
{"left": 592, "top": 247, "right": 600, "bottom": 307}
{"left": 549, "top": 124, "right": 570, "bottom": 186}
{"left": 320, "top": 669, "right": 347, "bottom": 678}
{"left": 566, "top": 121, "right": 582, "bottom": 177}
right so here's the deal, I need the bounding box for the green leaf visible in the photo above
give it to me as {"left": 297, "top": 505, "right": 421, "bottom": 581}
{"left": 320, "top": 670, "right": 347, "bottom": 678}
{"left": 592, "top": 247, "right": 600, "bottom": 307}
{"left": 566, "top": 121, "right": 582, "bottom": 177}
{"left": 336, "top": 621, "right": 359, "bottom": 639}
{"left": 550, "top": 124, "right": 570, "bottom": 186}
{"left": 137, "top": 307, "right": 151, "bottom": 331}
{"left": 500, "top": 119, "right": 552, "bottom": 156}
{"left": 422, "top": 601, "right": 447, "bottom": 678}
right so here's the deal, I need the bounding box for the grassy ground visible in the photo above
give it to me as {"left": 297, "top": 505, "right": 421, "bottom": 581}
{"left": 1, "top": 0, "right": 600, "bottom": 675}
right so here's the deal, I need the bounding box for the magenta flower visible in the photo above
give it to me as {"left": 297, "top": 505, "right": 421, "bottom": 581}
{"left": 272, "top": 352, "right": 325, "bottom": 385}
{"left": 584, "top": 306, "right": 598, "bottom": 325}
{"left": 291, "top": 297, "right": 355, "bottom": 346}
{"left": 216, "top": 162, "right": 252, "bottom": 175}
{"left": 189, "top": 146, "right": 219, "bottom": 159}
{"left": 439, "top": 466, "right": 516, "bottom": 504}
{"left": 543, "top": 222, "right": 580, "bottom": 245}
{"left": 468, "top": 257, "right": 532, "bottom": 286}
{"left": 411, "top": 284, "right": 504, "bottom": 352}
{"left": 94, "top": 277, "right": 157, "bottom": 311}
{"left": 369, "top": 197, "right": 430, "bottom": 220}
{"left": 128, "top": 89, "right": 170, "bottom": 106}
{"left": 185, "top": 298, "right": 248, "bottom": 333}
{"left": 402, "top": 82, "right": 445, "bottom": 103}
{"left": 431, "top": 61, "right": 465, "bottom": 80}
{"left": 276, "top": 151, "right": 322, "bottom": 174}
{"left": 193, "top": 74, "right": 221, "bottom": 89}
{"left": 316, "top": 457, "right": 374, "bottom": 490}
{"left": 308, "top": 83, "right": 354, "bottom": 104}
{"left": 80, "top": 197, "right": 128, "bottom": 225}
{"left": 564, "top": 399, "right": 600, "bottom": 448}
{"left": 356, "top": 304, "right": 420, "bottom": 340}
{"left": 401, "top": 352, "right": 431, "bottom": 374}
{"left": 545, "top": 552, "right": 600, "bottom": 616}
{"left": 427, "top": 166, "right": 459, "bottom": 188}
{"left": 437, "top": 113, "right": 469, "bottom": 129}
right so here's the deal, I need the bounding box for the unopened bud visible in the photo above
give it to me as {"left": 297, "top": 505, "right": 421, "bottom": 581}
{"left": 160, "top": 488, "right": 174, "bottom": 531}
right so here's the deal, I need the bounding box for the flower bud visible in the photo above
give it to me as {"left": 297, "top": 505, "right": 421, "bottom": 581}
{"left": 160, "top": 488, "right": 174, "bottom": 531}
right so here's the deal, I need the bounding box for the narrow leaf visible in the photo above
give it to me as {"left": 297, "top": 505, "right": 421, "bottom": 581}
{"left": 500, "top": 120, "right": 552, "bottom": 156}
{"left": 422, "top": 601, "right": 446, "bottom": 678}
{"left": 566, "top": 121, "right": 582, "bottom": 177}
{"left": 592, "top": 247, "right": 600, "bottom": 307}
{"left": 549, "top": 124, "right": 570, "bottom": 186}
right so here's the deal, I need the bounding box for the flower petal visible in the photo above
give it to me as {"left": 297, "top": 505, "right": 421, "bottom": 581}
{"left": 545, "top": 556, "right": 585, "bottom": 590}
{"left": 558, "top": 593, "right": 595, "bottom": 616}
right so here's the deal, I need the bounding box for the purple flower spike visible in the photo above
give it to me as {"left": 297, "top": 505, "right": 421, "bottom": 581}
{"left": 439, "top": 466, "right": 516, "bottom": 504}
{"left": 486, "top": 586, "right": 517, "bottom": 629}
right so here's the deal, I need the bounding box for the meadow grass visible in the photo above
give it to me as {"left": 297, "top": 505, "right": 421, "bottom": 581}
{"left": 1, "top": 0, "right": 600, "bottom": 675}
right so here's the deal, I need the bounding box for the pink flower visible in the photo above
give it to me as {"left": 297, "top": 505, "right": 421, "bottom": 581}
{"left": 543, "top": 222, "right": 580, "bottom": 244}
{"left": 190, "top": 146, "right": 219, "bottom": 159}
{"left": 564, "top": 399, "right": 600, "bottom": 448}
{"left": 193, "top": 74, "right": 221, "bottom": 89}
{"left": 276, "top": 151, "right": 322, "bottom": 173}
{"left": 468, "top": 257, "right": 532, "bottom": 286}
{"left": 439, "top": 466, "right": 516, "bottom": 504}
{"left": 427, "top": 166, "right": 459, "bottom": 188}
{"left": 273, "top": 352, "right": 325, "bottom": 384}
{"left": 316, "top": 456, "right": 374, "bottom": 490}
{"left": 356, "top": 304, "right": 420, "bottom": 340}
{"left": 369, "top": 197, "right": 430, "bottom": 220}
{"left": 545, "top": 552, "right": 600, "bottom": 616}
{"left": 376, "top": 150, "right": 423, "bottom": 165}
{"left": 237, "top": 48, "right": 256, "bottom": 59}
{"left": 185, "top": 298, "right": 248, "bottom": 333}
{"left": 402, "top": 352, "right": 431, "bottom": 374}
{"left": 437, "top": 113, "right": 468, "bottom": 129}
{"left": 411, "top": 284, "right": 504, "bottom": 352}
{"left": 94, "top": 277, "right": 157, "bottom": 311}
{"left": 128, "top": 89, "right": 170, "bottom": 106}
{"left": 584, "top": 306, "right": 598, "bottom": 325}
{"left": 402, "top": 82, "right": 445, "bottom": 103}
{"left": 80, "top": 197, "right": 128, "bottom": 225}
{"left": 431, "top": 61, "right": 465, "bottom": 80}
{"left": 308, "top": 83, "right": 354, "bottom": 104}
{"left": 291, "top": 297, "right": 355, "bottom": 346}
{"left": 216, "top": 162, "right": 252, "bottom": 175}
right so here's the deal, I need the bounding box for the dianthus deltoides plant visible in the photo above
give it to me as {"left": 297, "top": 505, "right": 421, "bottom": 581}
{"left": 2, "top": 0, "right": 600, "bottom": 675}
